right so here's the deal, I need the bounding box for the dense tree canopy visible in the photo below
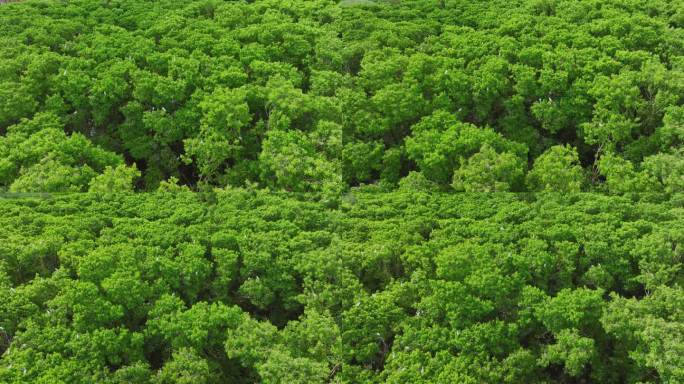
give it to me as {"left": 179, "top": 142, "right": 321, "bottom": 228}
{"left": 1, "top": 0, "right": 684, "bottom": 192}
{"left": 2, "top": 0, "right": 684, "bottom": 383}
{"left": 0, "top": 191, "right": 683, "bottom": 383}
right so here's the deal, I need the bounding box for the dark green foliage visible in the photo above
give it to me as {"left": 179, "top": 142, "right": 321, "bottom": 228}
{"left": 2, "top": 0, "right": 684, "bottom": 192}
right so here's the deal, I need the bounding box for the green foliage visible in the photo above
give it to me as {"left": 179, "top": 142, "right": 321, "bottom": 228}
{"left": 641, "top": 148, "right": 684, "bottom": 193}
{"left": 88, "top": 164, "right": 141, "bottom": 194}
{"left": 1, "top": 0, "right": 684, "bottom": 383}
{"left": 2, "top": 0, "right": 683, "bottom": 192}
{"left": 153, "top": 348, "right": 213, "bottom": 384}
{"left": 539, "top": 328, "right": 596, "bottom": 377}
{"left": 602, "top": 287, "right": 684, "bottom": 383}
{"left": 451, "top": 144, "right": 525, "bottom": 192}
{"left": 527, "top": 145, "right": 585, "bottom": 192}
{"left": 9, "top": 156, "right": 96, "bottom": 193}
{"left": 597, "top": 152, "right": 659, "bottom": 194}
{"left": 0, "top": 192, "right": 681, "bottom": 383}
{"left": 0, "top": 112, "right": 122, "bottom": 192}
{"left": 405, "top": 111, "right": 526, "bottom": 185}
{"left": 183, "top": 88, "right": 251, "bottom": 182}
